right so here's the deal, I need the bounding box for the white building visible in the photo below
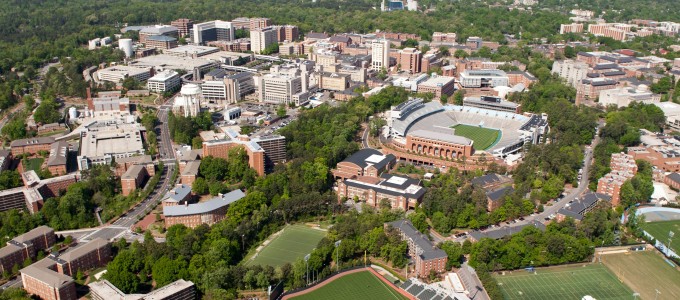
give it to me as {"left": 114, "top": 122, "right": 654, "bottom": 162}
{"left": 371, "top": 39, "right": 390, "bottom": 71}
{"left": 97, "top": 65, "right": 152, "bottom": 83}
{"left": 599, "top": 84, "right": 660, "bottom": 108}
{"left": 77, "top": 119, "right": 146, "bottom": 170}
{"left": 173, "top": 84, "right": 202, "bottom": 117}
{"left": 201, "top": 72, "right": 254, "bottom": 104}
{"left": 458, "top": 69, "right": 509, "bottom": 88}
{"left": 250, "top": 27, "right": 277, "bottom": 54}
{"left": 192, "top": 20, "right": 234, "bottom": 45}
{"left": 654, "top": 102, "right": 680, "bottom": 131}
{"left": 552, "top": 59, "right": 590, "bottom": 87}
{"left": 147, "top": 70, "right": 180, "bottom": 93}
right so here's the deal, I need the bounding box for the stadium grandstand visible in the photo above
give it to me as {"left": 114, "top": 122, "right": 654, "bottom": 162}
{"left": 386, "top": 98, "right": 548, "bottom": 159}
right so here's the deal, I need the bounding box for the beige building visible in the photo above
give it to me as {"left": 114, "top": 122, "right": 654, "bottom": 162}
{"left": 551, "top": 59, "right": 589, "bottom": 87}
{"left": 315, "top": 72, "right": 350, "bottom": 91}
{"left": 250, "top": 27, "right": 277, "bottom": 54}
{"left": 371, "top": 39, "right": 390, "bottom": 71}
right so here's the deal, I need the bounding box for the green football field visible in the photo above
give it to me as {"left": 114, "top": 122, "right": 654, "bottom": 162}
{"left": 247, "top": 224, "right": 326, "bottom": 267}
{"left": 452, "top": 124, "right": 500, "bottom": 150}
{"left": 291, "top": 270, "right": 407, "bottom": 300}
{"left": 601, "top": 251, "right": 680, "bottom": 300}
{"left": 641, "top": 220, "right": 680, "bottom": 252}
{"left": 493, "top": 264, "right": 633, "bottom": 300}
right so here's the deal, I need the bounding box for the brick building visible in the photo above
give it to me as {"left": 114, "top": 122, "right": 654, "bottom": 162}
{"left": 386, "top": 220, "right": 447, "bottom": 278}
{"left": 596, "top": 153, "right": 637, "bottom": 206}
{"left": 145, "top": 35, "right": 178, "bottom": 50}
{"left": 249, "top": 18, "right": 272, "bottom": 30}
{"left": 628, "top": 146, "right": 680, "bottom": 173}
{"left": 396, "top": 48, "right": 422, "bottom": 74}
{"left": 337, "top": 174, "right": 426, "bottom": 210}
{"left": 10, "top": 137, "right": 55, "bottom": 156}
{"left": 331, "top": 149, "right": 396, "bottom": 180}
{"left": 0, "top": 226, "right": 55, "bottom": 274}
{"left": 120, "top": 164, "right": 149, "bottom": 196}
{"left": 416, "top": 75, "right": 456, "bottom": 99}
{"left": 114, "top": 155, "right": 155, "bottom": 177}
{"left": 162, "top": 184, "right": 193, "bottom": 207}
{"left": 556, "top": 193, "right": 611, "bottom": 222}
{"left": 406, "top": 130, "right": 474, "bottom": 159}
{"left": 54, "top": 238, "right": 111, "bottom": 277}
{"left": 575, "top": 78, "right": 618, "bottom": 105}
{"left": 21, "top": 262, "right": 76, "bottom": 300}
{"left": 181, "top": 160, "right": 200, "bottom": 186}
{"left": 46, "top": 141, "right": 69, "bottom": 176}
{"left": 171, "top": 19, "right": 193, "bottom": 37}
{"left": 163, "top": 190, "right": 245, "bottom": 228}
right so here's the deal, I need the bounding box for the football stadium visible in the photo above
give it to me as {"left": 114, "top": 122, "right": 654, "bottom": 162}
{"left": 386, "top": 98, "right": 548, "bottom": 160}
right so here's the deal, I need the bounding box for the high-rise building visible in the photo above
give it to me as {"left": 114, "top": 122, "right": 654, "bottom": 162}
{"left": 551, "top": 59, "right": 589, "bottom": 87}
{"left": 249, "top": 18, "right": 272, "bottom": 30}
{"left": 396, "top": 47, "right": 421, "bottom": 74}
{"left": 274, "top": 25, "right": 299, "bottom": 42}
{"left": 171, "top": 18, "right": 194, "bottom": 37}
{"left": 192, "top": 20, "right": 234, "bottom": 45}
{"left": 250, "top": 27, "right": 277, "bottom": 54}
{"left": 371, "top": 39, "right": 390, "bottom": 72}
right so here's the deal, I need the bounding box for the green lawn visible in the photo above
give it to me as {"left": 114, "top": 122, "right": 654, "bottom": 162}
{"left": 247, "top": 224, "right": 326, "bottom": 267}
{"left": 291, "top": 270, "right": 407, "bottom": 300}
{"left": 452, "top": 124, "right": 500, "bottom": 150}
{"left": 601, "top": 251, "right": 680, "bottom": 300}
{"left": 493, "top": 264, "right": 633, "bottom": 300}
{"left": 641, "top": 220, "right": 680, "bottom": 252}
{"left": 25, "top": 158, "right": 44, "bottom": 172}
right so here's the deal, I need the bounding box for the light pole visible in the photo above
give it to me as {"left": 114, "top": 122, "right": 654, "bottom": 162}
{"left": 655, "top": 289, "right": 661, "bottom": 300}
{"left": 304, "top": 253, "right": 311, "bottom": 285}
{"left": 241, "top": 234, "right": 245, "bottom": 252}
{"left": 334, "top": 240, "right": 342, "bottom": 272}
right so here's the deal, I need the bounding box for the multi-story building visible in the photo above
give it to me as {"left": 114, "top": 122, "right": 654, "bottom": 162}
{"left": 596, "top": 153, "right": 637, "bottom": 206}
{"left": 97, "top": 65, "right": 152, "bottom": 83}
{"left": 274, "top": 25, "right": 299, "bottom": 42}
{"left": 0, "top": 150, "right": 10, "bottom": 172}
{"left": 599, "top": 84, "right": 660, "bottom": 108}
{"left": 121, "top": 164, "right": 149, "bottom": 196}
{"left": 249, "top": 18, "right": 272, "bottom": 30}
{"left": 202, "top": 129, "right": 266, "bottom": 176}
{"left": 0, "top": 226, "right": 55, "bottom": 274}
{"left": 314, "top": 72, "right": 350, "bottom": 91}
{"left": 556, "top": 192, "right": 611, "bottom": 222}
{"left": 139, "top": 25, "right": 179, "bottom": 44}
{"left": 560, "top": 23, "right": 584, "bottom": 34}
{"left": 231, "top": 17, "right": 251, "bottom": 29}
{"left": 416, "top": 75, "right": 456, "bottom": 99}
{"left": 337, "top": 173, "right": 426, "bottom": 210}
{"left": 192, "top": 20, "right": 234, "bottom": 45}
{"left": 463, "top": 96, "right": 521, "bottom": 113}
{"left": 10, "top": 137, "right": 55, "bottom": 155}
{"left": 201, "top": 72, "right": 254, "bottom": 104}
{"left": 331, "top": 148, "right": 396, "bottom": 180}
{"left": 207, "top": 39, "right": 251, "bottom": 52}
{"left": 90, "top": 279, "right": 196, "bottom": 300}
{"left": 171, "top": 18, "right": 193, "bottom": 37}
{"left": 396, "top": 48, "right": 422, "bottom": 74}
{"left": 250, "top": 27, "right": 277, "bottom": 54}
{"left": 465, "top": 36, "right": 483, "bottom": 49}
{"left": 180, "top": 160, "right": 200, "bottom": 186}
{"left": 507, "top": 71, "right": 537, "bottom": 87}
{"left": 458, "top": 69, "right": 509, "bottom": 88}
{"left": 54, "top": 238, "right": 111, "bottom": 277}
{"left": 251, "top": 135, "right": 287, "bottom": 168}
{"left": 114, "top": 155, "right": 154, "bottom": 177}
{"left": 371, "top": 39, "right": 390, "bottom": 71}
{"left": 164, "top": 190, "right": 245, "bottom": 228}
{"left": 551, "top": 60, "right": 589, "bottom": 87}
{"left": 386, "top": 220, "right": 447, "bottom": 278}
{"left": 46, "top": 141, "right": 69, "bottom": 176}
{"left": 162, "top": 184, "right": 193, "bottom": 207}
{"left": 257, "top": 65, "right": 309, "bottom": 106}
{"left": 588, "top": 23, "right": 632, "bottom": 41}
{"left": 21, "top": 261, "right": 76, "bottom": 300}
{"left": 432, "top": 32, "right": 457, "bottom": 43}
{"left": 147, "top": 70, "right": 181, "bottom": 93}
{"left": 77, "top": 120, "right": 146, "bottom": 170}
{"left": 575, "top": 78, "right": 618, "bottom": 105}
{"left": 145, "top": 35, "right": 178, "bottom": 50}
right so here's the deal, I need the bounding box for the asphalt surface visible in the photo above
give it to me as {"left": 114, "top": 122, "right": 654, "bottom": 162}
{"left": 460, "top": 122, "right": 604, "bottom": 241}
{"left": 362, "top": 124, "right": 370, "bottom": 149}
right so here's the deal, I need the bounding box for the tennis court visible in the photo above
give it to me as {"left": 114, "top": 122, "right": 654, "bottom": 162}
{"left": 493, "top": 263, "right": 633, "bottom": 300}
{"left": 247, "top": 224, "right": 326, "bottom": 267}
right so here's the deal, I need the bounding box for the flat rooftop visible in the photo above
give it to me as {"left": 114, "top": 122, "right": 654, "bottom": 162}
{"left": 130, "top": 54, "right": 216, "bottom": 72}
{"left": 80, "top": 122, "right": 145, "bottom": 157}
{"left": 164, "top": 45, "right": 219, "bottom": 57}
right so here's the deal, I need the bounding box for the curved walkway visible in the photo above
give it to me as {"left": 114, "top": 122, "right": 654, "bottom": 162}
{"left": 281, "top": 267, "right": 414, "bottom": 300}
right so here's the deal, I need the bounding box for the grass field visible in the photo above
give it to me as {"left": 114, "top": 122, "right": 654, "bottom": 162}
{"left": 641, "top": 220, "right": 680, "bottom": 252}
{"left": 493, "top": 264, "right": 633, "bottom": 300}
{"left": 248, "top": 224, "right": 326, "bottom": 267}
{"left": 601, "top": 251, "right": 680, "bottom": 300}
{"left": 291, "top": 270, "right": 407, "bottom": 300}
{"left": 25, "top": 158, "right": 44, "bottom": 172}
{"left": 452, "top": 124, "right": 500, "bottom": 150}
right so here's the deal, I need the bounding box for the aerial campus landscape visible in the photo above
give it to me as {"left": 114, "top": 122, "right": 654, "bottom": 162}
{"left": 3, "top": 1, "right": 680, "bottom": 300}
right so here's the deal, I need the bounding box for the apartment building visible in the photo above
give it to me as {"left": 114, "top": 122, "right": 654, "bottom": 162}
{"left": 114, "top": 155, "right": 154, "bottom": 177}
{"left": 432, "top": 32, "right": 457, "bottom": 43}
{"left": 588, "top": 23, "right": 632, "bottom": 41}
{"left": 596, "top": 153, "right": 637, "bottom": 206}
{"left": 121, "top": 164, "right": 149, "bottom": 196}
{"left": 551, "top": 59, "right": 589, "bottom": 87}
{"left": 274, "top": 25, "right": 299, "bottom": 42}
{"left": 192, "top": 20, "right": 234, "bottom": 45}
{"left": 170, "top": 18, "right": 193, "bottom": 37}
{"left": 556, "top": 192, "right": 611, "bottom": 222}
{"left": 21, "top": 261, "right": 76, "bottom": 300}
{"left": 560, "top": 23, "right": 584, "bottom": 34}
{"left": 575, "top": 78, "right": 618, "bottom": 105}
{"left": 90, "top": 279, "right": 196, "bottom": 300}
{"left": 202, "top": 130, "right": 266, "bottom": 176}
{"left": 46, "top": 141, "right": 68, "bottom": 176}
{"left": 396, "top": 48, "right": 422, "bottom": 74}
{"left": 249, "top": 18, "right": 272, "bottom": 30}
{"left": 147, "top": 70, "right": 181, "bottom": 93}
{"left": 10, "top": 137, "right": 55, "bottom": 156}
{"left": 0, "top": 226, "right": 55, "bottom": 274}
{"left": 386, "top": 220, "right": 447, "bottom": 278}
{"left": 164, "top": 190, "right": 245, "bottom": 228}
{"left": 371, "top": 39, "right": 390, "bottom": 71}
{"left": 54, "top": 238, "right": 111, "bottom": 277}
{"left": 250, "top": 27, "right": 277, "bottom": 54}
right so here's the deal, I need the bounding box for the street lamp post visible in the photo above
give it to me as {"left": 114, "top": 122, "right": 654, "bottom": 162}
{"left": 334, "top": 240, "right": 342, "bottom": 272}
{"left": 304, "top": 253, "right": 311, "bottom": 285}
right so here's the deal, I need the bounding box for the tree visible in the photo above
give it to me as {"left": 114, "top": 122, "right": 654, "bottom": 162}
{"left": 408, "top": 212, "right": 428, "bottom": 233}
{"left": 192, "top": 177, "right": 209, "bottom": 195}
{"left": 277, "top": 104, "right": 287, "bottom": 118}
{"left": 454, "top": 49, "right": 468, "bottom": 59}
{"left": 379, "top": 198, "right": 391, "bottom": 210}
{"left": 103, "top": 250, "right": 140, "bottom": 293}
{"left": 33, "top": 98, "right": 61, "bottom": 124}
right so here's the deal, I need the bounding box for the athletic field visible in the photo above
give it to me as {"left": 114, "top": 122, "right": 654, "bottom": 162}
{"left": 290, "top": 270, "right": 408, "bottom": 300}
{"left": 641, "top": 220, "right": 680, "bottom": 252}
{"left": 493, "top": 264, "right": 633, "bottom": 300}
{"left": 248, "top": 224, "right": 326, "bottom": 267}
{"left": 601, "top": 250, "right": 680, "bottom": 300}
{"left": 451, "top": 124, "right": 500, "bottom": 150}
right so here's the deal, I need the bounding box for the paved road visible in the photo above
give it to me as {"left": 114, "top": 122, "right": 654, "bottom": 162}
{"left": 362, "top": 124, "right": 370, "bottom": 149}
{"left": 461, "top": 122, "right": 604, "bottom": 241}
{"left": 79, "top": 99, "right": 177, "bottom": 241}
